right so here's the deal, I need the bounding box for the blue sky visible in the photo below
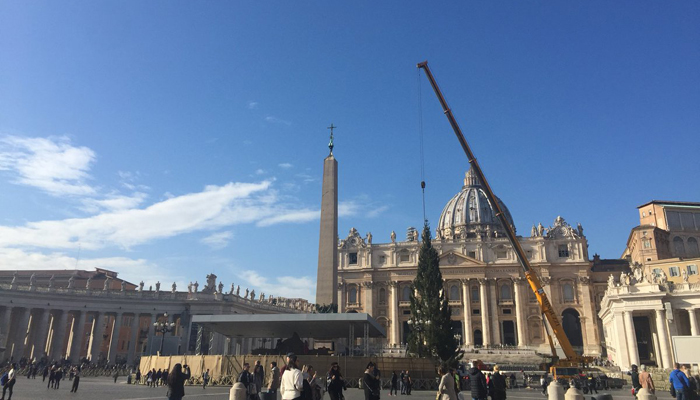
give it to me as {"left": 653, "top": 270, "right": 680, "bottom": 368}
{"left": 1, "top": 1, "right": 698, "bottom": 301}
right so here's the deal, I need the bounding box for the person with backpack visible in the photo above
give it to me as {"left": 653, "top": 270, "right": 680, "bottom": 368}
{"left": 363, "top": 362, "right": 380, "bottom": 400}
{"left": 468, "top": 364, "right": 488, "bottom": 400}
{"left": 281, "top": 355, "right": 303, "bottom": 400}
{"left": 327, "top": 362, "right": 345, "bottom": 400}
{"left": 488, "top": 366, "right": 507, "bottom": 400}
{"left": 202, "top": 369, "right": 210, "bottom": 389}
{"left": 70, "top": 367, "right": 81, "bottom": 393}
{"left": 390, "top": 372, "right": 399, "bottom": 396}
{"left": 0, "top": 363, "right": 15, "bottom": 400}
{"left": 670, "top": 363, "right": 691, "bottom": 400}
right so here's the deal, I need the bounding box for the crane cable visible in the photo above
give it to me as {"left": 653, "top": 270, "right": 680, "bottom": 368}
{"left": 417, "top": 68, "right": 427, "bottom": 226}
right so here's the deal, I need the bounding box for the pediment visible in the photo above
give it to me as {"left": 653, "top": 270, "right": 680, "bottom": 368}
{"left": 439, "top": 251, "right": 484, "bottom": 266}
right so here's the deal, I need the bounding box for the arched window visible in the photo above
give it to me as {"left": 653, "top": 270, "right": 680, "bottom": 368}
{"left": 500, "top": 284, "right": 512, "bottom": 300}
{"left": 471, "top": 286, "right": 480, "bottom": 303}
{"left": 449, "top": 285, "right": 460, "bottom": 301}
{"left": 688, "top": 237, "right": 700, "bottom": 258}
{"left": 562, "top": 283, "right": 574, "bottom": 303}
{"left": 348, "top": 287, "right": 357, "bottom": 304}
{"left": 674, "top": 237, "right": 686, "bottom": 257}
{"left": 402, "top": 286, "right": 411, "bottom": 301}
{"left": 378, "top": 288, "right": 387, "bottom": 304}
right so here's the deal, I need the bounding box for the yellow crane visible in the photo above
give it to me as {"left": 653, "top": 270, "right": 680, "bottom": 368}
{"left": 417, "top": 61, "right": 591, "bottom": 377}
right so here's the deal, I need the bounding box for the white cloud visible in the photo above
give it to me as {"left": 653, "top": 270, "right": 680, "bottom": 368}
{"left": 338, "top": 201, "right": 360, "bottom": 217}
{"left": 265, "top": 116, "right": 292, "bottom": 126}
{"left": 238, "top": 270, "right": 314, "bottom": 301}
{"left": 201, "top": 231, "right": 234, "bottom": 249}
{"left": 0, "top": 135, "right": 96, "bottom": 196}
{"left": 247, "top": 101, "right": 259, "bottom": 110}
{"left": 257, "top": 209, "right": 319, "bottom": 227}
{"left": 81, "top": 192, "right": 148, "bottom": 213}
{"left": 367, "top": 205, "right": 389, "bottom": 218}
{"left": 278, "top": 163, "right": 293, "bottom": 169}
{"left": 255, "top": 169, "right": 266, "bottom": 175}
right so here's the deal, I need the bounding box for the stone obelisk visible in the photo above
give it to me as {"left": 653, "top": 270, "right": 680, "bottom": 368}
{"left": 316, "top": 125, "right": 338, "bottom": 307}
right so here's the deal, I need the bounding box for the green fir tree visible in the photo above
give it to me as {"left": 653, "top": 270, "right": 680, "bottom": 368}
{"left": 407, "top": 222, "right": 463, "bottom": 367}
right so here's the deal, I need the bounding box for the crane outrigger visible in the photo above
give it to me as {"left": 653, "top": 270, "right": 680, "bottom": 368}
{"left": 417, "top": 60, "right": 591, "bottom": 376}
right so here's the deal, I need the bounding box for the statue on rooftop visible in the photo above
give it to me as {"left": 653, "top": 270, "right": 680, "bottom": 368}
{"left": 121, "top": 281, "right": 126, "bottom": 292}
{"left": 390, "top": 231, "right": 396, "bottom": 243}
{"left": 48, "top": 275, "right": 55, "bottom": 288}
{"left": 139, "top": 281, "right": 144, "bottom": 292}
{"left": 155, "top": 281, "right": 161, "bottom": 293}
{"left": 193, "top": 281, "right": 199, "bottom": 293}
{"left": 218, "top": 281, "right": 224, "bottom": 294}
{"left": 250, "top": 290, "right": 255, "bottom": 300}
{"left": 86, "top": 276, "right": 92, "bottom": 290}
{"left": 29, "top": 273, "right": 36, "bottom": 286}
{"left": 11, "top": 272, "right": 17, "bottom": 285}
{"left": 245, "top": 288, "right": 249, "bottom": 299}
{"left": 67, "top": 273, "right": 75, "bottom": 289}
{"left": 187, "top": 282, "right": 193, "bottom": 294}
{"left": 531, "top": 225, "right": 537, "bottom": 237}
{"left": 236, "top": 285, "right": 240, "bottom": 296}
{"left": 104, "top": 277, "right": 112, "bottom": 291}
{"left": 172, "top": 282, "right": 177, "bottom": 293}
{"left": 607, "top": 274, "right": 615, "bottom": 290}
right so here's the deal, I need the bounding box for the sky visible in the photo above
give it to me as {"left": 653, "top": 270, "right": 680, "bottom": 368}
{"left": 0, "top": 1, "right": 698, "bottom": 302}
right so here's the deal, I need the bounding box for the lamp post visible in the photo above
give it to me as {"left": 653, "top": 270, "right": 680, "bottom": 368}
{"left": 154, "top": 312, "right": 176, "bottom": 355}
{"left": 407, "top": 318, "right": 431, "bottom": 357}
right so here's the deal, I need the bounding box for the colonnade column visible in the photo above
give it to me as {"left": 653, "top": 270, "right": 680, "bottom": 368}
{"left": 688, "top": 309, "right": 698, "bottom": 336}
{"left": 0, "top": 307, "right": 13, "bottom": 359}
{"left": 107, "top": 312, "right": 123, "bottom": 364}
{"left": 127, "top": 314, "right": 140, "bottom": 365}
{"left": 479, "top": 279, "right": 491, "bottom": 347}
{"left": 363, "top": 282, "right": 374, "bottom": 317}
{"left": 33, "top": 309, "right": 52, "bottom": 358}
{"left": 89, "top": 312, "right": 105, "bottom": 362}
{"left": 513, "top": 277, "right": 526, "bottom": 347}
{"left": 49, "top": 311, "right": 69, "bottom": 360}
{"left": 148, "top": 314, "right": 157, "bottom": 355}
{"left": 655, "top": 309, "right": 672, "bottom": 369}
{"left": 389, "top": 281, "right": 400, "bottom": 346}
{"left": 624, "top": 311, "right": 640, "bottom": 367}
{"left": 489, "top": 278, "right": 500, "bottom": 345}
{"left": 68, "top": 311, "right": 86, "bottom": 362}
{"left": 12, "top": 308, "right": 32, "bottom": 358}
{"left": 461, "top": 279, "right": 472, "bottom": 347}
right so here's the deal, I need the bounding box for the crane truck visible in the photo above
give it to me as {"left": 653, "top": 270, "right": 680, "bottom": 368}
{"left": 417, "top": 61, "right": 593, "bottom": 381}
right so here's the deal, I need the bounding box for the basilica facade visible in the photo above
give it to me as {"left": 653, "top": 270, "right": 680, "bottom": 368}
{"left": 336, "top": 168, "right": 604, "bottom": 356}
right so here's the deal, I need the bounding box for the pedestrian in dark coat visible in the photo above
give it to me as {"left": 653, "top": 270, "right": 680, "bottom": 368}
{"left": 488, "top": 367, "right": 507, "bottom": 400}
{"left": 54, "top": 368, "right": 63, "bottom": 389}
{"left": 327, "top": 363, "right": 345, "bottom": 400}
{"left": 363, "top": 362, "right": 380, "bottom": 400}
{"left": 467, "top": 366, "right": 488, "bottom": 400}
{"left": 166, "top": 363, "right": 191, "bottom": 400}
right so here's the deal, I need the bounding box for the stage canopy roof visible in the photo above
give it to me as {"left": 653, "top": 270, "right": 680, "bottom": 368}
{"left": 191, "top": 313, "right": 386, "bottom": 340}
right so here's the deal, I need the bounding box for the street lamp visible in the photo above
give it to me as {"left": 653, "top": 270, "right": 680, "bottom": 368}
{"left": 154, "top": 312, "right": 176, "bottom": 355}
{"left": 407, "top": 318, "right": 431, "bottom": 357}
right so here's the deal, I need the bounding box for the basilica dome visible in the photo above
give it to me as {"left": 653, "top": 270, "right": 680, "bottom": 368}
{"left": 437, "top": 167, "right": 516, "bottom": 240}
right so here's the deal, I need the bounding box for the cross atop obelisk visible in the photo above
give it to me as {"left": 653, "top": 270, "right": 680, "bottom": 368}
{"left": 327, "top": 123, "right": 336, "bottom": 154}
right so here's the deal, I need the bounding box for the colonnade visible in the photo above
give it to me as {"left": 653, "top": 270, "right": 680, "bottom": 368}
{"left": 0, "top": 306, "right": 180, "bottom": 365}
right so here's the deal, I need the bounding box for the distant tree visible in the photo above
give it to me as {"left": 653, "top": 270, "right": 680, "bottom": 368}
{"left": 408, "top": 222, "right": 463, "bottom": 367}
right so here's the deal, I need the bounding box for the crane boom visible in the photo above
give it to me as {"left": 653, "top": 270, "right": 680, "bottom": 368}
{"left": 417, "top": 60, "right": 580, "bottom": 363}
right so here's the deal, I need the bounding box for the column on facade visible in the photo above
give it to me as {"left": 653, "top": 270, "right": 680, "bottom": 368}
{"left": 33, "top": 309, "right": 52, "bottom": 358}
{"left": 513, "top": 278, "right": 526, "bottom": 347}
{"left": 612, "top": 312, "right": 631, "bottom": 369}
{"left": 655, "top": 309, "right": 672, "bottom": 369}
{"left": 624, "top": 311, "right": 640, "bottom": 367}
{"left": 127, "top": 314, "right": 141, "bottom": 365}
{"left": 148, "top": 314, "right": 157, "bottom": 355}
{"left": 0, "top": 307, "right": 13, "bottom": 359}
{"left": 389, "top": 282, "right": 400, "bottom": 346}
{"left": 489, "top": 279, "right": 501, "bottom": 345}
{"left": 479, "top": 279, "right": 491, "bottom": 347}
{"left": 67, "top": 311, "right": 86, "bottom": 362}
{"left": 89, "top": 312, "right": 105, "bottom": 362}
{"left": 461, "top": 279, "right": 472, "bottom": 346}
{"left": 107, "top": 312, "right": 123, "bottom": 364}
{"left": 12, "top": 308, "right": 32, "bottom": 359}
{"left": 363, "top": 282, "right": 374, "bottom": 317}
{"left": 688, "top": 309, "right": 699, "bottom": 336}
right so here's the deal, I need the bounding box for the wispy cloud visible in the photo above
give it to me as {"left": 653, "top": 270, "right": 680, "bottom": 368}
{"left": 0, "top": 135, "right": 96, "bottom": 196}
{"left": 278, "top": 163, "right": 293, "bottom": 169}
{"left": 201, "top": 231, "right": 234, "bottom": 249}
{"left": 255, "top": 169, "right": 266, "bottom": 175}
{"left": 81, "top": 192, "right": 148, "bottom": 213}
{"left": 367, "top": 205, "right": 389, "bottom": 218}
{"left": 247, "top": 101, "right": 259, "bottom": 110}
{"left": 265, "top": 116, "right": 292, "bottom": 126}
{"left": 295, "top": 173, "right": 317, "bottom": 184}
{"left": 238, "top": 270, "right": 314, "bottom": 301}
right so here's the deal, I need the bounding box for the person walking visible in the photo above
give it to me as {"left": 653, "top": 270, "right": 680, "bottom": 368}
{"left": 113, "top": 369, "right": 120, "bottom": 383}
{"left": 467, "top": 363, "right": 488, "bottom": 400}
{"left": 268, "top": 361, "right": 281, "bottom": 395}
{"left": 70, "top": 367, "right": 81, "bottom": 393}
{"left": 639, "top": 365, "right": 654, "bottom": 394}
{"left": 42, "top": 366, "right": 48, "bottom": 382}
{"left": 400, "top": 371, "right": 406, "bottom": 395}
{"left": 438, "top": 367, "right": 458, "bottom": 400}
{"left": 405, "top": 372, "right": 412, "bottom": 395}
{"left": 670, "top": 363, "right": 691, "bottom": 400}
{"left": 390, "top": 371, "right": 398, "bottom": 396}
{"left": 327, "top": 363, "right": 345, "bottom": 400}
{"left": 202, "top": 369, "right": 210, "bottom": 389}
{"left": 488, "top": 366, "right": 507, "bottom": 400}
{"left": 281, "top": 355, "right": 303, "bottom": 400}
{"left": 540, "top": 373, "right": 548, "bottom": 396}
{"left": 682, "top": 365, "right": 698, "bottom": 400}
{"left": 254, "top": 361, "right": 265, "bottom": 400}
{"left": 0, "top": 363, "right": 16, "bottom": 400}
{"left": 363, "top": 362, "right": 381, "bottom": 400}
{"left": 166, "top": 363, "right": 191, "bottom": 400}
{"left": 135, "top": 368, "right": 141, "bottom": 385}
{"left": 54, "top": 367, "right": 63, "bottom": 390}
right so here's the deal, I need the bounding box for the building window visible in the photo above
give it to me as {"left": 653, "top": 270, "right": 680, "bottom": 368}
{"left": 402, "top": 286, "right": 411, "bottom": 301}
{"left": 529, "top": 289, "right": 537, "bottom": 303}
{"left": 496, "top": 249, "right": 508, "bottom": 259}
{"left": 500, "top": 284, "right": 512, "bottom": 300}
{"left": 562, "top": 283, "right": 575, "bottom": 303}
{"left": 669, "top": 267, "right": 680, "bottom": 277}
{"left": 403, "top": 310, "right": 411, "bottom": 315}
{"left": 674, "top": 237, "right": 686, "bottom": 257}
{"left": 348, "top": 287, "right": 357, "bottom": 304}
{"left": 558, "top": 245, "right": 569, "bottom": 258}
{"left": 503, "top": 309, "right": 512, "bottom": 315}
{"left": 653, "top": 268, "right": 662, "bottom": 277}
{"left": 471, "top": 286, "right": 480, "bottom": 303}
{"left": 468, "top": 251, "right": 477, "bottom": 259}
{"left": 472, "top": 309, "right": 480, "bottom": 315}
{"left": 349, "top": 253, "right": 358, "bottom": 265}
{"left": 688, "top": 265, "right": 698, "bottom": 275}
{"left": 399, "top": 251, "right": 410, "bottom": 263}
{"left": 449, "top": 285, "right": 460, "bottom": 301}
{"left": 642, "top": 239, "right": 651, "bottom": 249}
{"left": 526, "top": 250, "right": 533, "bottom": 259}
{"left": 688, "top": 238, "right": 700, "bottom": 258}
{"left": 379, "top": 255, "right": 386, "bottom": 265}
{"left": 378, "top": 288, "right": 387, "bottom": 304}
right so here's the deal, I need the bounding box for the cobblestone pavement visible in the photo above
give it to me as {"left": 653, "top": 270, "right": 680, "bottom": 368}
{"left": 0, "top": 378, "right": 659, "bottom": 400}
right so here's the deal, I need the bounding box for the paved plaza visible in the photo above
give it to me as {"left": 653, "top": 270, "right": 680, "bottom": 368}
{"left": 0, "top": 377, "right": 661, "bottom": 400}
